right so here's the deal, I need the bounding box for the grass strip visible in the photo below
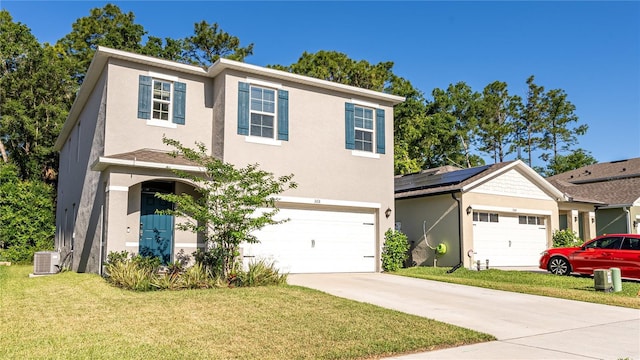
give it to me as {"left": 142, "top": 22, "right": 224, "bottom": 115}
{"left": 395, "top": 266, "right": 640, "bottom": 309}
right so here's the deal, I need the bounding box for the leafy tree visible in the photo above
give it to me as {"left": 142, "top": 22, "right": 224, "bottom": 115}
{"left": 57, "top": 3, "right": 146, "bottom": 82}
{"left": 271, "top": 50, "right": 393, "bottom": 91}
{"left": 0, "top": 11, "right": 75, "bottom": 181}
{"left": 476, "top": 81, "right": 520, "bottom": 163}
{"left": 539, "top": 88, "right": 588, "bottom": 169}
{"left": 539, "top": 148, "right": 597, "bottom": 177}
{"left": 184, "top": 20, "right": 254, "bottom": 67}
{"left": 141, "top": 36, "right": 186, "bottom": 63}
{"left": 425, "top": 82, "right": 484, "bottom": 168}
{"left": 155, "top": 137, "right": 296, "bottom": 278}
{"left": 512, "top": 75, "right": 545, "bottom": 167}
{"left": 0, "top": 164, "right": 55, "bottom": 263}
{"left": 388, "top": 76, "right": 429, "bottom": 174}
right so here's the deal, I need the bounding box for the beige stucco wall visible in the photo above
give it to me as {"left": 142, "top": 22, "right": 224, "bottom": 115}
{"left": 103, "top": 59, "right": 215, "bottom": 156}
{"left": 219, "top": 70, "right": 397, "bottom": 271}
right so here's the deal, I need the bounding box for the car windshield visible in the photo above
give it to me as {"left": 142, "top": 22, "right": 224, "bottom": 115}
{"left": 584, "top": 236, "right": 623, "bottom": 250}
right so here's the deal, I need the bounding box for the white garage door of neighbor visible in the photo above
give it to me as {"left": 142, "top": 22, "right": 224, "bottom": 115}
{"left": 473, "top": 214, "right": 547, "bottom": 267}
{"left": 242, "top": 208, "right": 376, "bottom": 273}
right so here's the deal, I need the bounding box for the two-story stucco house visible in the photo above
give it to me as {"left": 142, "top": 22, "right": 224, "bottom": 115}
{"left": 53, "top": 47, "right": 404, "bottom": 274}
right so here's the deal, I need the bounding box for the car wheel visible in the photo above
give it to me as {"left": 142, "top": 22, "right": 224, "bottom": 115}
{"left": 548, "top": 257, "right": 570, "bottom": 275}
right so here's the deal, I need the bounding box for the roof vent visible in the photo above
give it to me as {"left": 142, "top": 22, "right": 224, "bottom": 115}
{"left": 622, "top": 167, "right": 626, "bottom": 172}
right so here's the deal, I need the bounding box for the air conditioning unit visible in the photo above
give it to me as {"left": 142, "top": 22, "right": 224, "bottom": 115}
{"left": 33, "top": 251, "right": 60, "bottom": 275}
{"left": 593, "top": 269, "right": 612, "bottom": 292}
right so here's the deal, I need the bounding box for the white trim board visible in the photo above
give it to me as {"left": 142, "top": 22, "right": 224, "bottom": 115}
{"left": 469, "top": 204, "right": 552, "bottom": 216}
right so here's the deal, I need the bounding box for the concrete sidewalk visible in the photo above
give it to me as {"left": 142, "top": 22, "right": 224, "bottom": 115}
{"left": 287, "top": 273, "right": 640, "bottom": 359}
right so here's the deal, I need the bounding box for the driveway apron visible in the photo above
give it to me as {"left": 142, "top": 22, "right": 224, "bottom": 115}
{"left": 287, "top": 273, "right": 640, "bottom": 360}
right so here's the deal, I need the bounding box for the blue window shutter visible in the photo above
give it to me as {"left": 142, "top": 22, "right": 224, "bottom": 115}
{"left": 137, "top": 75, "right": 151, "bottom": 119}
{"left": 345, "top": 103, "right": 355, "bottom": 149}
{"left": 376, "top": 108, "right": 385, "bottom": 154}
{"left": 237, "top": 82, "right": 249, "bottom": 135}
{"left": 277, "top": 90, "right": 289, "bottom": 141}
{"left": 173, "top": 82, "right": 186, "bottom": 125}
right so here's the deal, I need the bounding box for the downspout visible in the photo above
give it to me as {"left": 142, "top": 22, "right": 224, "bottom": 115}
{"left": 99, "top": 205, "right": 104, "bottom": 276}
{"left": 624, "top": 207, "right": 630, "bottom": 233}
{"left": 451, "top": 192, "right": 463, "bottom": 265}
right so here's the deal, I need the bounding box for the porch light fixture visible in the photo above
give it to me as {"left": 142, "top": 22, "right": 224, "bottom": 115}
{"left": 385, "top": 207, "right": 392, "bottom": 218}
{"left": 591, "top": 217, "right": 595, "bottom": 224}
{"left": 466, "top": 206, "right": 472, "bottom": 215}
{"left": 574, "top": 216, "right": 578, "bottom": 222}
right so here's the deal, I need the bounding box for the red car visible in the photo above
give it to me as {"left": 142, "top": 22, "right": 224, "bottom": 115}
{"left": 539, "top": 234, "right": 640, "bottom": 279}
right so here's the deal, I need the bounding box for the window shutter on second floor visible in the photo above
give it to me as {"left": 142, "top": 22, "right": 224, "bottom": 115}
{"left": 237, "top": 82, "right": 250, "bottom": 135}
{"left": 173, "top": 82, "right": 186, "bottom": 125}
{"left": 277, "top": 89, "right": 289, "bottom": 141}
{"left": 345, "top": 103, "right": 355, "bottom": 149}
{"left": 138, "top": 75, "right": 152, "bottom": 119}
{"left": 375, "top": 108, "right": 385, "bottom": 154}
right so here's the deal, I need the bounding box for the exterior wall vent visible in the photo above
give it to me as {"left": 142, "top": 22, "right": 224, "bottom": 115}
{"left": 33, "top": 251, "right": 60, "bottom": 275}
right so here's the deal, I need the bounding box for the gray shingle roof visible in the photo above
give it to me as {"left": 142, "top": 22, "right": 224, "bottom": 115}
{"left": 107, "top": 148, "right": 199, "bottom": 167}
{"left": 547, "top": 157, "right": 640, "bottom": 206}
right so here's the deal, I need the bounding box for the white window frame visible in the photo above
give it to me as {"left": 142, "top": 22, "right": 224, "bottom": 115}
{"left": 519, "top": 215, "right": 545, "bottom": 225}
{"left": 152, "top": 79, "right": 173, "bottom": 122}
{"left": 249, "top": 85, "right": 277, "bottom": 140}
{"left": 473, "top": 211, "right": 499, "bottom": 223}
{"left": 145, "top": 72, "right": 179, "bottom": 128}
{"left": 353, "top": 105, "right": 374, "bottom": 153}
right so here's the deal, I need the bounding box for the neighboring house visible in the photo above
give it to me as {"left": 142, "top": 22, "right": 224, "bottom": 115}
{"left": 548, "top": 158, "right": 640, "bottom": 237}
{"left": 395, "top": 160, "right": 564, "bottom": 269}
{"left": 53, "top": 47, "right": 404, "bottom": 274}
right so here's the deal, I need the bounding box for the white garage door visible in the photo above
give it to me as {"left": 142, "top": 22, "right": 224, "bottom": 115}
{"left": 473, "top": 213, "right": 547, "bottom": 267}
{"left": 242, "top": 208, "right": 376, "bottom": 273}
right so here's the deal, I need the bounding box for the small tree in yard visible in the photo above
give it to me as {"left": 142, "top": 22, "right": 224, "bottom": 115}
{"left": 381, "top": 229, "right": 409, "bottom": 272}
{"left": 156, "top": 137, "right": 296, "bottom": 279}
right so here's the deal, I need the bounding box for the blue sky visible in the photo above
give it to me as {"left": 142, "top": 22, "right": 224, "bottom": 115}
{"left": 2, "top": 1, "right": 639, "bottom": 167}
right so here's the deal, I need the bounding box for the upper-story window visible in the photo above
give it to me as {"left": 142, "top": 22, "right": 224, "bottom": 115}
{"left": 250, "top": 86, "right": 276, "bottom": 138}
{"left": 137, "top": 74, "right": 186, "bottom": 126}
{"left": 354, "top": 106, "right": 374, "bottom": 152}
{"left": 152, "top": 80, "right": 172, "bottom": 121}
{"left": 238, "top": 81, "right": 289, "bottom": 143}
{"left": 345, "top": 102, "right": 385, "bottom": 155}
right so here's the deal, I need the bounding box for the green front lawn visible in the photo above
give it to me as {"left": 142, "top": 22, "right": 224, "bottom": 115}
{"left": 395, "top": 266, "right": 640, "bottom": 309}
{"left": 0, "top": 265, "right": 493, "bottom": 359}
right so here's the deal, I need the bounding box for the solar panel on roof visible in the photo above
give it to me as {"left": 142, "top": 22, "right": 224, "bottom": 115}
{"left": 395, "top": 164, "right": 491, "bottom": 193}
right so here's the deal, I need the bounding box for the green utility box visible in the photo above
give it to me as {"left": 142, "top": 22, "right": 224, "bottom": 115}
{"left": 593, "top": 269, "right": 613, "bottom": 292}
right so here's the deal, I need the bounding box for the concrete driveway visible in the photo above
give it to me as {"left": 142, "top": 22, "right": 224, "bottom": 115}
{"left": 287, "top": 273, "right": 640, "bottom": 359}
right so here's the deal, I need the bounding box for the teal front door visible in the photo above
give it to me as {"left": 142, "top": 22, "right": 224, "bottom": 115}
{"left": 140, "top": 191, "right": 174, "bottom": 264}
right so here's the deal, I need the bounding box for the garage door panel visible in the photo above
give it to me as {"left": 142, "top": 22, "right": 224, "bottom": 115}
{"left": 473, "top": 214, "right": 546, "bottom": 267}
{"left": 243, "top": 208, "right": 376, "bottom": 273}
